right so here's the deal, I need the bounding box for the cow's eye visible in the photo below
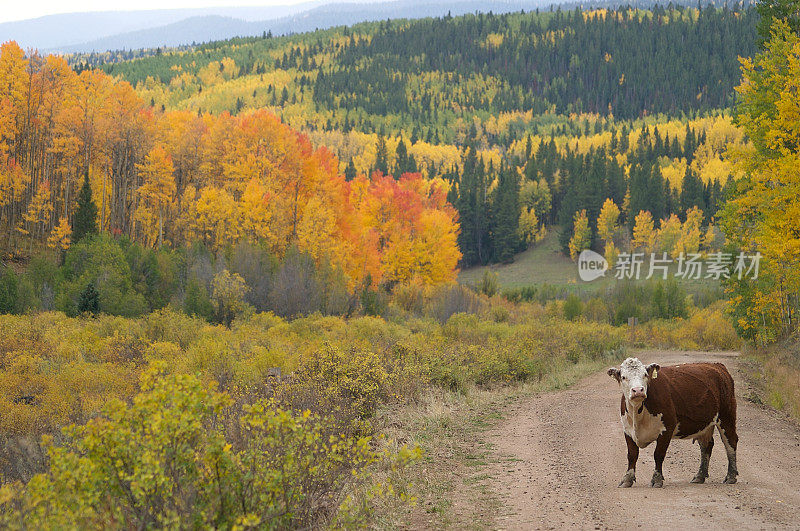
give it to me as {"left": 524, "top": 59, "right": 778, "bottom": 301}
{"left": 621, "top": 376, "right": 627, "bottom": 380}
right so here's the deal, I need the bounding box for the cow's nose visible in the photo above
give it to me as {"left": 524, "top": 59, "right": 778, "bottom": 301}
{"left": 630, "top": 387, "right": 646, "bottom": 398}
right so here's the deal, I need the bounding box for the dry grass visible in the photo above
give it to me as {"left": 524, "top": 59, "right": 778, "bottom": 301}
{"left": 745, "top": 340, "right": 800, "bottom": 421}
{"left": 372, "top": 357, "right": 614, "bottom": 528}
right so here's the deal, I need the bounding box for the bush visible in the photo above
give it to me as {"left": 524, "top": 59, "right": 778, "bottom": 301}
{"left": 0, "top": 269, "right": 19, "bottom": 314}
{"left": 563, "top": 293, "right": 583, "bottom": 321}
{"left": 229, "top": 241, "right": 276, "bottom": 311}
{"left": 638, "top": 302, "right": 739, "bottom": 350}
{"left": 183, "top": 276, "right": 214, "bottom": 321}
{"left": 360, "top": 279, "right": 388, "bottom": 317}
{"left": 425, "top": 284, "right": 483, "bottom": 323}
{"left": 583, "top": 297, "right": 609, "bottom": 322}
{"left": 293, "top": 345, "right": 390, "bottom": 419}
{"left": 77, "top": 282, "right": 99, "bottom": 315}
{"left": 0, "top": 367, "right": 411, "bottom": 529}
{"left": 211, "top": 270, "right": 250, "bottom": 327}
{"left": 502, "top": 285, "right": 537, "bottom": 303}
{"left": 651, "top": 278, "right": 687, "bottom": 319}
{"left": 476, "top": 270, "right": 499, "bottom": 297}
{"left": 392, "top": 282, "right": 426, "bottom": 314}
{"left": 121, "top": 239, "right": 183, "bottom": 311}
{"left": 21, "top": 255, "right": 59, "bottom": 311}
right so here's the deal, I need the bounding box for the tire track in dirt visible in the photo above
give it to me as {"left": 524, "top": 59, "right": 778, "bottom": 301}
{"left": 488, "top": 350, "right": 800, "bottom": 530}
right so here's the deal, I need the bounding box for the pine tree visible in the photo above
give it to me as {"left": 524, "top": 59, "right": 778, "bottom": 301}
{"left": 455, "top": 147, "right": 490, "bottom": 265}
{"left": 375, "top": 135, "right": 389, "bottom": 175}
{"left": 72, "top": 170, "right": 98, "bottom": 244}
{"left": 680, "top": 167, "right": 705, "bottom": 216}
{"left": 78, "top": 281, "right": 100, "bottom": 315}
{"left": 394, "top": 139, "right": 410, "bottom": 178}
{"left": 492, "top": 165, "right": 520, "bottom": 263}
{"left": 345, "top": 158, "right": 358, "bottom": 181}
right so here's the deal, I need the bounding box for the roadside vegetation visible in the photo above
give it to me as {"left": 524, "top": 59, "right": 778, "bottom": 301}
{"left": 0, "top": 286, "right": 630, "bottom": 527}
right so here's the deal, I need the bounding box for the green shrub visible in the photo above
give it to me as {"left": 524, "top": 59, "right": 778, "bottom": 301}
{"left": 183, "top": 276, "right": 214, "bottom": 321}
{"left": 563, "top": 293, "right": 583, "bottom": 321}
{"left": 0, "top": 269, "right": 19, "bottom": 314}
{"left": 425, "top": 284, "right": 482, "bottom": 323}
{"left": 476, "top": 270, "right": 499, "bottom": 297}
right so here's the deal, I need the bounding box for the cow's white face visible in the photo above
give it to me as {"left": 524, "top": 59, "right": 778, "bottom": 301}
{"left": 608, "top": 357, "right": 659, "bottom": 403}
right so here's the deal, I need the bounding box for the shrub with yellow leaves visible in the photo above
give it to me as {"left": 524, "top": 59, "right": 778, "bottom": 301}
{"left": 0, "top": 365, "right": 419, "bottom": 529}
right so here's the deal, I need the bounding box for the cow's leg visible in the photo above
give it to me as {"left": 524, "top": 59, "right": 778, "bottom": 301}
{"left": 717, "top": 414, "right": 738, "bottom": 484}
{"left": 691, "top": 436, "right": 713, "bottom": 484}
{"left": 619, "top": 433, "right": 638, "bottom": 487}
{"left": 650, "top": 433, "right": 671, "bottom": 488}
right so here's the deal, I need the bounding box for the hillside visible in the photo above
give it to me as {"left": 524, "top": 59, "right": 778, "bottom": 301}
{"left": 86, "top": 5, "right": 754, "bottom": 268}
{"left": 0, "top": 5, "right": 758, "bottom": 276}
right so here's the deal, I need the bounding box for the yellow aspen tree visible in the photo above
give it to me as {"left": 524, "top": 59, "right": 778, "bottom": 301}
{"left": 632, "top": 210, "right": 656, "bottom": 253}
{"left": 188, "top": 186, "right": 240, "bottom": 252}
{"left": 702, "top": 225, "right": 717, "bottom": 251}
{"left": 517, "top": 207, "right": 540, "bottom": 247}
{"left": 47, "top": 216, "right": 71, "bottom": 250}
{"left": 239, "top": 178, "right": 273, "bottom": 245}
{"left": 596, "top": 198, "right": 620, "bottom": 243}
{"left": 675, "top": 206, "right": 704, "bottom": 255}
{"left": 136, "top": 145, "right": 175, "bottom": 247}
{"left": 722, "top": 21, "right": 800, "bottom": 338}
{"left": 657, "top": 214, "right": 683, "bottom": 257}
{"left": 568, "top": 209, "right": 591, "bottom": 261}
{"left": 604, "top": 240, "right": 620, "bottom": 268}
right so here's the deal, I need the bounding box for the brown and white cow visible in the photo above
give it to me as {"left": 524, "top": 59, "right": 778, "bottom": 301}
{"left": 607, "top": 357, "right": 738, "bottom": 488}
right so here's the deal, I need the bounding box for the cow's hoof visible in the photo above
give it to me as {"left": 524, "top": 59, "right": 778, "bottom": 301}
{"left": 618, "top": 470, "right": 635, "bottom": 488}
{"left": 690, "top": 474, "right": 707, "bottom": 484}
{"left": 723, "top": 475, "right": 738, "bottom": 484}
{"left": 650, "top": 473, "right": 664, "bottom": 488}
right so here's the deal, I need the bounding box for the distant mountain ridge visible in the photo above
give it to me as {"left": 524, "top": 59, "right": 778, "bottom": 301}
{"left": 2, "top": 1, "right": 553, "bottom": 53}
{"left": 0, "top": 2, "right": 327, "bottom": 51}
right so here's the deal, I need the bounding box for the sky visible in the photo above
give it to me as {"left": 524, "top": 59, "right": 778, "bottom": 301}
{"left": 0, "top": 0, "right": 320, "bottom": 23}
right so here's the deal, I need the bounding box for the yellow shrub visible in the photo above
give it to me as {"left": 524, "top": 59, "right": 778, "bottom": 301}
{"left": 294, "top": 345, "right": 390, "bottom": 418}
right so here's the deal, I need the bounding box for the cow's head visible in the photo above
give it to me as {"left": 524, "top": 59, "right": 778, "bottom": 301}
{"left": 607, "top": 357, "right": 659, "bottom": 403}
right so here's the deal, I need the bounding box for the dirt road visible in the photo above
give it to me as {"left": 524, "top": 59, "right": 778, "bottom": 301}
{"left": 488, "top": 350, "right": 800, "bottom": 530}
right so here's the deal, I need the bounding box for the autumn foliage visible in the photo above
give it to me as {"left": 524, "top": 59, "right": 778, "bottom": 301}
{"left": 0, "top": 42, "right": 460, "bottom": 287}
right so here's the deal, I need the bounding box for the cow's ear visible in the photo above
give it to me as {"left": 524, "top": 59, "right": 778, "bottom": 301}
{"left": 646, "top": 363, "right": 660, "bottom": 379}
{"left": 607, "top": 367, "right": 621, "bottom": 382}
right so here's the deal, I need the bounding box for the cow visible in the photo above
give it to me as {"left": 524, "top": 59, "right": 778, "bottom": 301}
{"left": 607, "top": 357, "right": 738, "bottom": 488}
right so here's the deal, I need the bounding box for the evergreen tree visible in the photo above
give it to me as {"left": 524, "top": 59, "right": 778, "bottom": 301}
{"left": 680, "top": 167, "right": 705, "bottom": 216}
{"left": 492, "top": 165, "right": 520, "bottom": 263}
{"left": 375, "top": 135, "right": 389, "bottom": 175}
{"left": 628, "top": 163, "right": 651, "bottom": 228}
{"left": 455, "top": 147, "right": 490, "bottom": 265}
{"left": 78, "top": 281, "right": 100, "bottom": 315}
{"left": 394, "top": 139, "right": 411, "bottom": 178}
{"left": 72, "top": 170, "right": 98, "bottom": 244}
{"left": 345, "top": 158, "right": 357, "bottom": 181}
